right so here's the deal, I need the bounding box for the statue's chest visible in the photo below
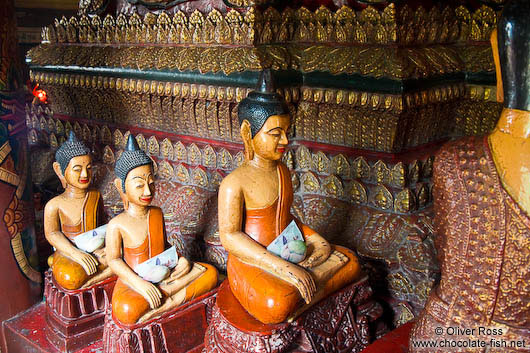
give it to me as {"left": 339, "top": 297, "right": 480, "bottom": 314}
{"left": 242, "top": 172, "right": 279, "bottom": 209}
{"left": 121, "top": 218, "right": 149, "bottom": 249}
{"left": 58, "top": 198, "right": 86, "bottom": 225}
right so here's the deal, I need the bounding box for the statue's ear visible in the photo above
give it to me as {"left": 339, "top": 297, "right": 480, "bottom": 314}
{"left": 490, "top": 29, "right": 504, "bottom": 103}
{"left": 240, "top": 120, "right": 254, "bottom": 161}
{"left": 114, "top": 177, "right": 129, "bottom": 210}
{"left": 52, "top": 162, "right": 67, "bottom": 189}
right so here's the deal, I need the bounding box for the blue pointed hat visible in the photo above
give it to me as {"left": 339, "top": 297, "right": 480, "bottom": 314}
{"left": 114, "top": 134, "right": 152, "bottom": 192}
{"left": 55, "top": 130, "right": 91, "bottom": 173}
{"left": 237, "top": 69, "right": 289, "bottom": 137}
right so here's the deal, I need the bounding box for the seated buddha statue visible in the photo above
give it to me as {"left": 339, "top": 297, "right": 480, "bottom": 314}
{"left": 218, "top": 70, "right": 361, "bottom": 325}
{"left": 411, "top": 1, "right": 530, "bottom": 350}
{"left": 44, "top": 131, "right": 112, "bottom": 290}
{"left": 106, "top": 135, "right": 218, "bottom": 325}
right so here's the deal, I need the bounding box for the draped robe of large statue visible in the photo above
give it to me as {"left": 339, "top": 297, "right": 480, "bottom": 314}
{"left": 411, "top": 2, "right": 530, "bottom": 351}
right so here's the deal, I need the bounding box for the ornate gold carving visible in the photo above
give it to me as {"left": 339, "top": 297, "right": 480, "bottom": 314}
{"left": 147, "top": 136, "right": 159, "bottom": 156}
{"left": 64, "top": 121, "right": 73, "bottom": 136}
{"left": 391, "top": 162, "right": 406, "bottom": 189}
{"left": 92, "top": 125, "right": 100, "bottom": 144}
{"left": 82, "top": 124, "right": 91, "bottom": 142}
{"left": 295, "top": 146, "right": 312, "bottom": 170}
{"left": 373, "top": 160, "right": 391, "bottom": 185}
{"left": 47, "top": 118, "right": 56, "bottom": 133}
{"left": 409, "top": 161, "right": 420, "bottom": 184}
{"left": 210, "top": 171, "right": 224, "bottom": 189}
{"left": 203, "top": 145, "right": 216, "bottom": 169}
{"left": 102, "top": 145, "right": 115, "bottom": 164}
{"left": 417, "top": 183, "right": 430, "bottom": 209}
{"left": 370, "top": 185, "right": 393, "bottom": 211}
{"left": 350, "top": 180, "right": 368, "bottom": 205}
{"left": 466, "top": 84, "right": 498, "bottom": 102}
{"left": 158, "top": 161, "right": 174, "bottom": 179}
{"left": 32, "top": 2, "right": 499, "bottom": 79}
{"left": 233, "top": 152, "right": 244, "bottom": 168}
{"left": 312, "top": 151, "right": 330, "bottom": 174}
{"left": 281, "top": 149, "right": 294, "bottom": 170}
{"left": 29, "top": 130, "right": 38, "bottom": 144}
{"left": 353, "top": 157, "right": 370, "bottom": 180}
{"left": 323, "top": 175, "right": 343, "bottom": 198}
{"left": 394, "top": 189, "right": 416, "bottom": 213}
{"left": 331, "top": 154, "right": 350, "bottom": 179}
{"left": 31, "top": 115, "right": 39, "bottom": 131}
{"left": 292, "top": 173, "right": 300, "bottom": 192}
{"left": 175, "top": 163, "right": 190, "bottom": 183}
{"left": 100, "top": 125, "right": 112, "bottom": 145}
{"left": 218, "top": 148, "right": 232, "bottom": 170}
{"left": 160, "top": 138, "right": 173, "bottom": 160}
{"left": 135, "top": 133, "right": 146, "bottom": 151}
{"left": 49, "top": 133, "right": 58, "bottom": 148}
{"left": 422, "top": 157, "right": 434, "bottom": 179}
{"left": 192, "top": 167, "right": 208, "bottom": 188}
{"left": 174, "top": 141, "right": 187, "bottom": 162}
{"left": 113, "top": 129, "right": 123, "bottom": 148}
{"left": 301, "top": 171, "right": 319, "bottom": 193}
{"left": 39, "top": 117, "right": 47, "bottom": 131}
{"left": 188, "top": 143, "right": 201, "bottom": 165}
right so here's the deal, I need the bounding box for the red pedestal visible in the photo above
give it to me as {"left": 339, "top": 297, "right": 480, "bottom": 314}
{"left": 103, "top": 288, "right": 218, "bottom": 353}
{"left": 205, "top": 277, "right": 387, "bottom": 353}
{"left": 361, "top": 321, "right": 413, "bottom": 353}
{"left": 44, "top": 270, "right": 116, "bottom": 352}
{"left": 2, "top": 303, "right": 103, "bottom": 353}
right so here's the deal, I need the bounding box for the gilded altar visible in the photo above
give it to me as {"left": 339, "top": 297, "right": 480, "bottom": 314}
{"left": 26, "top": 0, "right": 504, "bottom": 327}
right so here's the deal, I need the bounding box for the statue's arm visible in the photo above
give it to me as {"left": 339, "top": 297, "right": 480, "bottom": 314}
{"left": 293, "top": 219, "right": 331, "bottom": 269}
{"left": 44, "top": 199, "right": 98, "bottom": 274}
{"left": 106, "top": 221, "right": 162, "bottom": 309}
{"left": 218, "top": 176, "right": 316, "bottom": 303}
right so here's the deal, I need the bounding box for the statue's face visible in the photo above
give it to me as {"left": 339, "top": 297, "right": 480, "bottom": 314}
{"left": 64, "top": 155, "right": 92, "bottom": 190}
{"left": 252, "top": 114, "right": 290, "bottom": 161}
{"left": 124, "top": 164, "right": 155, "bottom": 207}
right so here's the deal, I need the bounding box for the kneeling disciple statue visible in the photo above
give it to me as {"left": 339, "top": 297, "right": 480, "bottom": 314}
{"left": 45, "top": 131, "right": 113, "bottom": 289}
{"left": 218, "top": 70, "right": 362, "bottom": 325}
{"left": 410, "top": 1, "right": 530, "bottom": 351}
{"left": 107, "top": 135, "right": 218, "bottom": 325}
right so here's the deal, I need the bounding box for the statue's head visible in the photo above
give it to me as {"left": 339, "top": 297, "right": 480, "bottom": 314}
{"left": 114, "top": 135, "right": 154, "bottom": 208}
{"left": 53, "top": 130, "right": 92, "bottom": 189}
{"left": 238, "top": 70, "right": 290, "bottom": 161}
{"left": 492, "top": 0, "right": 530, "bottom": 111}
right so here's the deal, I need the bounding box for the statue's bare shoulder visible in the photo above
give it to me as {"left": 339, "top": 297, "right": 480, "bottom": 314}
{"left": 219, "top": 164, "right": 249, "bottom": 196}
{"left": 44, "top": 195, "right": 62, "bottom": 215}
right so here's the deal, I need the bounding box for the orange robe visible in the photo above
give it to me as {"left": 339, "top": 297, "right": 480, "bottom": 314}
{"left": 111, "top": 207, "right": 218, "bottom": 325}
{"left": 52, "top": 190, "right": 101, "bottom": 290}
{"left": 227, "top": 163, "right": 361, "bottom": 325}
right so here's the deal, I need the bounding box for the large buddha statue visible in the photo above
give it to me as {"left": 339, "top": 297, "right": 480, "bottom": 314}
{"left": 218, "top": 70, "right": 361, "bottom": 325}
{"left": 44, "top": 131, "right": 112, "bottom": 290}
{"left": 410, "top": 1, "right": 530, "bottom": 350}
{"left": 106, "top": 135, "right": 218, "bottom": 325}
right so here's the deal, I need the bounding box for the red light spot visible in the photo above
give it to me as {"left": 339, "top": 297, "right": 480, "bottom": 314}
{"left": 32, "top": 84, "right": 48, "bottom": 103}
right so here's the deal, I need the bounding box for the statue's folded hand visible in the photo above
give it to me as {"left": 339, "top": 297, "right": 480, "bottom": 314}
{"left": 92, "top": 247, "right": 105, "bottom": 259}
{"left": 71, "top": 249, "right": 99, "bottom": 275}
{"left": 281, "top": 263, "right": 316, "bottom": 304}
{"left": 170, "top": 257, "right": 191, "bottom": 280}
{"left": 298, "top": 236, "right": 331, "bottom": 269}
{"left": 134, "top": 278, "right": 163, "bottom": 309}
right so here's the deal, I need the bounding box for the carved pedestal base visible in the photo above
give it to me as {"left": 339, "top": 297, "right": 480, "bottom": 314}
{"left": 103, "top": 288, "right": 217, "bottom": 353}
{"left": 205, "top": 277, "right": 386, "bottom": 353}
{"left": 44, "top": 270, "right": 116, "bottom": 352}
